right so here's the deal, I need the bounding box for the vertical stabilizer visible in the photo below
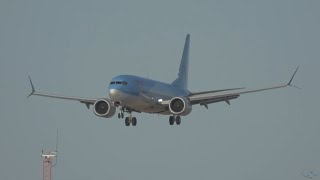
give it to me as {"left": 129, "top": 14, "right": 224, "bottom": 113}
{"left": 172, "top": 34, "right": 190, "bottom": 90}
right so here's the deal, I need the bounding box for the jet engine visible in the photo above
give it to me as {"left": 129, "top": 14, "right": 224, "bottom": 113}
{"left": 169, "top": 97, "right": 192, "bottom": 116}
{"left": 93, "top": 99, "right": 116, "bottom": 118}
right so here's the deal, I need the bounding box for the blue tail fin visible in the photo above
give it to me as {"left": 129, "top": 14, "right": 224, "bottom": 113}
{"left": 172, "top": 34, "right": 190, "bottom": 90}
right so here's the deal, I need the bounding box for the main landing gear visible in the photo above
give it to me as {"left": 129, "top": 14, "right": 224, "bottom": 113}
{"left": 169, "top": 115, "right": 181, "bottom": 125}
{"left": 125, "top": 115, "right": 137, "bottom": 126}
{"left": 117, "top": 107, "right": 137, "bottom": 126}
{"left": 119, "top": 111, "right": 137, "bottom": 126}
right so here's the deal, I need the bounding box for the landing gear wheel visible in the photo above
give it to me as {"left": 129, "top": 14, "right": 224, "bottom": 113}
{"left": 169, "top": 116, "right": 175, "bottom": 125}
{"left": 175, "top": 116, "right": 181, "bottom": 125}
{"left": 118, "top": 113, "right": 121, "bottom": 118}
{"left": 121, "top": 112, "right": 124, "bottom": 118}
{"left": 125, "top": 117, "right": 130, "bottom": 126}
{"left": 132, "top": 117, "right": 137, "bottom": 126}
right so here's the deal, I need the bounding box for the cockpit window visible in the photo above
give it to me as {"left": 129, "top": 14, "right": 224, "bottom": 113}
{"left": 110, "top": 81, "right": 128, "bottom": 85}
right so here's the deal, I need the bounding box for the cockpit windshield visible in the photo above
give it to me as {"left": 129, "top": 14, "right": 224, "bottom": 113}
{"left": 110, "top": 81, "right": 128, "bottom": 85}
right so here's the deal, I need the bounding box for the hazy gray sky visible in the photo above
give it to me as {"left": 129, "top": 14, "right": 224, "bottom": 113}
{"left": 1, "top": 0, "right": 319, "bottom": 180}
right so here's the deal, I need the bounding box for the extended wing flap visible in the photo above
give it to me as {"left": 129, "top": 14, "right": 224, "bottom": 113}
{"left": 190, "top": 87, "right": 245, "bottom": 96}
{"left": 196, "top": 95, "right": 239, "bottom": 106}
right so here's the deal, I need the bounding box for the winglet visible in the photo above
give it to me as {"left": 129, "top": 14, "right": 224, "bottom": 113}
{"left": 287, "top": 67, "right": 301, "bottom": 89}
{"left": 27, "top": 76, "right": 35, "bottom": 98}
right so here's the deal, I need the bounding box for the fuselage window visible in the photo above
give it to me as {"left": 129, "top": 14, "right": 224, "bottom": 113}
{"left": 110, "top": 81, "right": 115, "bottom": 84}
{"left": 123, "top": 81, "right": 128, "bottom": 85}
{"left": 115, "top": 81, "right": 122, "bottom": 84}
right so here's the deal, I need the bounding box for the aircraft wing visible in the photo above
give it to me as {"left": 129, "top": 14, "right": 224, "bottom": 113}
{"left": 188, "top": 67, "right": 299, "bottom": 108}
{"left": 27, "top": 76, "right": 97, "bottom": 109}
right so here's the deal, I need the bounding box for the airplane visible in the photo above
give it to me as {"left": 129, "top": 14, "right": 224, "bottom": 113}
{"left": 28, "top": 34, "right": 299, "bottom": 126}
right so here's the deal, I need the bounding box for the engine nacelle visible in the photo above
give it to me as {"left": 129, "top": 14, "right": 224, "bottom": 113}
{"left": 93, "top": 99, "right": 116, "bottom": 118}
{"left": 169, "top": 97, "right": 192, "bottom": 116}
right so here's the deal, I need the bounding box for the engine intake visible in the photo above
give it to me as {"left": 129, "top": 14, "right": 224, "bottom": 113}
{"left": 169, "top": 97, "right": 192, "bottom": 116}
{"left": 93, "top": 99, "right": 116, "bottom": 118}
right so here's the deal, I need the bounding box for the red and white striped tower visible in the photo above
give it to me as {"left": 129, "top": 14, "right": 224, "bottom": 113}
{"left": 41, "top": 130, "right": 58, "bottom": 180}
{"left": 42, "top": 157, "right": 53, "bottom": 180}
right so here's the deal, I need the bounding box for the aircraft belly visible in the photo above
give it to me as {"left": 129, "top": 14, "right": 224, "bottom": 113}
{"left": 116, "top": 91, "right": 167, "bottom": 113}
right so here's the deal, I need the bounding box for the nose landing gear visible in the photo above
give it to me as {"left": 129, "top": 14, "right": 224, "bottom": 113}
{"left": 118, "top": 112, "right": 124, "bottom": 119}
